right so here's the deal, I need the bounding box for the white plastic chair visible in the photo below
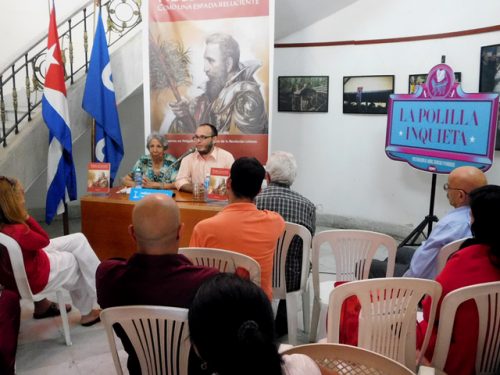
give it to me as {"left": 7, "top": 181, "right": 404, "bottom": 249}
{"left": 327, "top": 277, "right": 442, "bottom": 372}
{"left": 0, "top": 232, "right": 72, "bottom": 346}
{"left": 100, "top": 305, "right": 190, "bottom": 375}
{"left": 309, "top": 230, "right": 398, "bottom": 342}
{"left": 272, "top": 222, "right": 312, "bottom": 345}
{"left": 281, "top": 343, "right": 415, "bottom": 374}
{"left": 432, "top": 281, "right": 500, "bottom": 374}
{"left": 436, "top": 237, "right": 467, "bottom": 275}
{"left": 179, "top": 247, "right": 261, "bottom": 286}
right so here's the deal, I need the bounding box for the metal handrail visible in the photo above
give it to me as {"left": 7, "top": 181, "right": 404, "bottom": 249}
{"left": 0, "top": 0, "right": 142, "bottom": 148}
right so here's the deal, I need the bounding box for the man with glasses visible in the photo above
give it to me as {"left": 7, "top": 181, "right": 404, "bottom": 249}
{"left": 175, "top": 123, "right": 234, "bottom": 192}
{"left": 403, "top": 166, "right": 487, "bottom": 279}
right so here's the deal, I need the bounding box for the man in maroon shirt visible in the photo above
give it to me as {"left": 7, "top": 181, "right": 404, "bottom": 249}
{"left": 96, "top": 194, "right": 218, "bottom": 374}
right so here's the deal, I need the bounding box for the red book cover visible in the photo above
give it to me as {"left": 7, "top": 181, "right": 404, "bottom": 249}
{"left": 87, "top": 162, "right": 111, "bottom": 193}
{"left": 207, "top": 168, "right": 229, "bottom": 201}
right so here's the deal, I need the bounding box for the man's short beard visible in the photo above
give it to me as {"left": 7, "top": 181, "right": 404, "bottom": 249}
{"left": 206, "top": 74, "right": 228, "bottom": 101}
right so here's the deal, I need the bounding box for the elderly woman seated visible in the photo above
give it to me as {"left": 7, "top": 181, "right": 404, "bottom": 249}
{"left": 122, "top": 132, "right": 178, "bottom": 189}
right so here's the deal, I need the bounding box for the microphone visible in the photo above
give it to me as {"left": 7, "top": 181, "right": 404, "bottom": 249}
{"left": 161, "top": 147, "right": 196, "bottom": 186}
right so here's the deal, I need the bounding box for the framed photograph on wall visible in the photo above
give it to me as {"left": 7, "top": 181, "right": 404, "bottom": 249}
{"left": 479, "top": 43, "right": 500, "bottom": 150}
{"left": 343, "top": 75, "right": 394, "bottom": 114}
{"left": 278, "top": 76, "right": 329, "bottom": 112}
{"left": 408, "top": 72, "right": 462, "bottom": 94}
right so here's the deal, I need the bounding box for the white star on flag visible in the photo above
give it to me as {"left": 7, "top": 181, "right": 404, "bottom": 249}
{"left": 45, "top": 44, "right": 59, "bottom": 74}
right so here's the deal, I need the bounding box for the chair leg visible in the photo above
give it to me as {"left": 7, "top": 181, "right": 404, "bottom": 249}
{"left": 56, "top": 291, "right": 72, "bottom": 346}
{"left": 285, "top": 293, "right": 298, "bottom": 345}
{"left": 309, "top": 297, "right": 320, "bottom": 342}
{"left": 302, "top": 290, "right": 310, "bottom": 335}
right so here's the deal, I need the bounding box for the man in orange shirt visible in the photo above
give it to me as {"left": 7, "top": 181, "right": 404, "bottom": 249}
{"left": 190, "top": 157, "right": 285, "bottom": 299}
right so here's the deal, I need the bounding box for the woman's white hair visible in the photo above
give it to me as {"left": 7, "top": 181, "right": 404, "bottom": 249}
{"left": 146, "top": 132, "right": 168, "bottom": 150}
{"left": 265, "top": 151, "right": 297, "bottom": 186}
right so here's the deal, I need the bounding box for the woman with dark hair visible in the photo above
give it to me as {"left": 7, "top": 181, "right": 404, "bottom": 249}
{"left": 122, "top": 132, "right": 178, "bottom": 189}
{"left": 0, "top": 176, "right": 101, "bottom": 326}
{"left": 188, "top": 273, "right": 320, "bottom": 375}
{"left": 417, "top": 185, "right": 500, "bottom": 375}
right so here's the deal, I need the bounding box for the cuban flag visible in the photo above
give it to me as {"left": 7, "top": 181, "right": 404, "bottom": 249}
{"left": 82, "top": 9, "right": 124, "bottom": 183}
{"left": 42, "top": 2, "right": 77, "bottom": 224}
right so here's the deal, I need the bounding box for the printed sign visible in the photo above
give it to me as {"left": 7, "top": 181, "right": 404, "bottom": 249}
{"left": 129, "top": 188, "right": 174, "bottom": 201}
{"left": 386, "top": 64, "right": 499, "bottom": 173}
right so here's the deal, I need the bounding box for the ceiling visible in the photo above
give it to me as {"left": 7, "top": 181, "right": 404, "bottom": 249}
{"left": 274, "top": 0, "right": 358, "bottom": 40}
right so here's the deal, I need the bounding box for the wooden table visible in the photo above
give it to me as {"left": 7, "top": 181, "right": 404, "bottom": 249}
{"left": 80, "top": 188, "right": 225, "bottom": 260}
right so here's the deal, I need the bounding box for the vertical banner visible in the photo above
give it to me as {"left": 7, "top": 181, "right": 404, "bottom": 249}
{"left": 145, "top": 0, "right": 271, "bottom": 163}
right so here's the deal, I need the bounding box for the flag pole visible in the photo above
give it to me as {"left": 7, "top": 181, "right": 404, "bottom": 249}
{"left": 90, "top": 0, "right": 100, "bottom": 163}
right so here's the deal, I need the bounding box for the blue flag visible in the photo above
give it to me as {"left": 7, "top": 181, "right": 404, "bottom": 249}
{"left": 82, "top": 10, "right": 124, "bottom": 183}
{"left": 42, "top": 3, "right": 77, "bottom": 224}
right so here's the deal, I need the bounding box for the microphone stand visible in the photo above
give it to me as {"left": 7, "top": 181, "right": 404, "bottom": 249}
{"left": 161, "top": 147, "right": 196, "bottom": 187}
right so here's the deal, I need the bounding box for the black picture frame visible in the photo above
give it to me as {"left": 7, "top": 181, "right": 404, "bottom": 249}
{"left": 343, "top": 75, "right": 394, "bottom": 114}
{"left": 408, "top": 72, "right": 462, "bottom": 94}
{"left": 278, "top": 76, "right": 329, "bottom": 112}
{"left": 479, "top": 43, "right": 500, "bottom": 150}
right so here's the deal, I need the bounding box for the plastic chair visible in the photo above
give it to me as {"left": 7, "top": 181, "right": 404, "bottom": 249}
{"left": 436, "top": 237, "right": 467, "bottom": 275}
{"left": 272, "top": 222, "right": 312, "bottom": 345}
{"left": 309, "top": 230, "right": 398, "bottom": 342}
{"left": 100, "top": 305, "right": 190, "bottom": 375}
{"left": 179, "top": 247, "right": 261, "bottom": 286}
{"left": 281, "top": 343, "right": 415, "bottom": 375}
{"left": 0, "top": 232, "right": 72, "bottom": 346}
{"left": 432, "top": 281, "right": 500, "bottom": 374}
{"left": 327, "top": 277, "right": 442, "bottom": 372}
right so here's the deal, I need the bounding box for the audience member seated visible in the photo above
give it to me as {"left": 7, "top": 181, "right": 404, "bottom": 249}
{"left": 0, "top": 176, "right": 100, "bottom": 326}
{"left": 370, "top": 166, "right": 487, "bottom": 279}
{"left": 122, "top": 132, "right": 178, "bottom": 189}
{"left": 188, "top": 273, "right": 321, "bottom": 375}
{"left": 175, "top": 123, "right": 235, "bottom": 193}
{"left": 256, "top": 151, "right": 316, "bottom": 336}
{"left": 190, "top": 157, "right": 285, "bottom": 300}
{"left": 96, "top": 194, "right": 218, "bottom": 375}
{"left": 417, "top": 185, "right": 500, "bottom": 375}
{"left": 0, "top": 286, "right": 20, "bottom": 375}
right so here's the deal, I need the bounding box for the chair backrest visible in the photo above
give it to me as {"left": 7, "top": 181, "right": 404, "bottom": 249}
{"left": 272, "top": 222, "right": 312, "bottom": 299}
{"left": 179, "top": 247, "right": 261, "bottom": 286}
{"left": 100, "top": 305, "right": 190, "bottom": 375}
{"left": 327, "top": 277, "right": 442, "bottom": 371}
{"left": 281, "top": 343, "right": 415, "bottom": 375}
{"left": 436, "top": 237, "right": 468, "bottom": 275}
{"left": 312, "top": 230, "right": 397, "bottom": 295}
{"left": 432, "top": 281, "right": 500, "bottom": 375}
{"left": 0, "top": 232, "right": 35, "bottom": 300}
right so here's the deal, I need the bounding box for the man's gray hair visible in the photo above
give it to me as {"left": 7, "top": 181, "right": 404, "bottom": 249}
{"left": 146, "top": 132, "right": 168, "bottom": 150}
{"left": 266, "top": 151, "right": 297, "bottom": 186}
{"left": 206, "top": 33, "right": 240, "bottom": 72}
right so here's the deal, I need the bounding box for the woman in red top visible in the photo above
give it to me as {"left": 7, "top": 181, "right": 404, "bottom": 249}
{"left": 417, "top": 185, "right": 500, "bottom": 375}
{"left": 0, "top": 176, "right": 100, "bottom": 326}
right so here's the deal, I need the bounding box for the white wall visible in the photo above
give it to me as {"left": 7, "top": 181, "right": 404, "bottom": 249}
{"left": 0, "top": 0, "right": 89, "bottom": 70}
{"left": 273, "top": 0, "right": 500, "bottom": 231}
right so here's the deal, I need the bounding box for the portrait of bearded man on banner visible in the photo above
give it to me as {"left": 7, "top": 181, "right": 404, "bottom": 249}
{"left": 151, "top": 33, "right": 268, "bottom": 135}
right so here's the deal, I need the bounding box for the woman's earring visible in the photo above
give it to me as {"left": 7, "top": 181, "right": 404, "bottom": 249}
{"left": 201, "top": 361, "right": 208, "bottom": 370}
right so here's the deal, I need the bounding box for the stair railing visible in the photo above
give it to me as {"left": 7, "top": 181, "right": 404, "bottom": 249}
{"left": 0, "top": 0, "right": 142, "bottom": 147}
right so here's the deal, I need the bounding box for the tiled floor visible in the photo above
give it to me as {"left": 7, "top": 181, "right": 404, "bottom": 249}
{"left": 14, "top": 224, "right": 340, "bottom": 374}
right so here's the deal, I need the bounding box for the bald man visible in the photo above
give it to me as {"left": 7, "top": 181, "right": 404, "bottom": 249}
{"left": 404, "top": 166, "right": 488, "bottom": 279}
{"left": 96, "top": 194, "right": 218, "bottom": 374}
